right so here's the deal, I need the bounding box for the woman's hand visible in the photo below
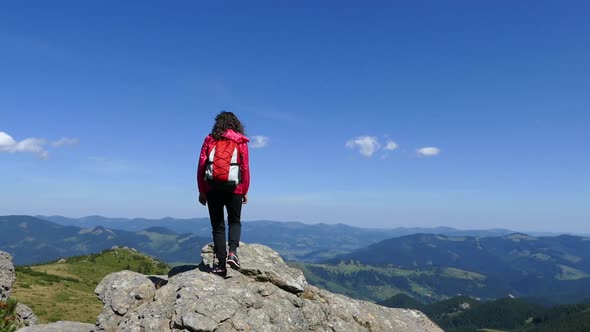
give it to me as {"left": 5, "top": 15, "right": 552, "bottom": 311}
{"left": 242, "top": 194, "right": 248, "bottom": 204}
{"left": 198, "top": 193, "right": 207, "bottom": 206}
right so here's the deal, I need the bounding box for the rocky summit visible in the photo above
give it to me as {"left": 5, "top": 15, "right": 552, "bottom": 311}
{"left": 94, "top": 243, "right": 443, "bottom": 332}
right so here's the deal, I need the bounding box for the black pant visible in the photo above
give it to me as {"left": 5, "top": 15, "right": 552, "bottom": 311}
{"left": 207, "top": 190, "right": 243, "bottom": 264}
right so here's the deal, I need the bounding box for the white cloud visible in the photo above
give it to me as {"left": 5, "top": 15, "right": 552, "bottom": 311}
{"left": 250, "top": 135, "right": 269, "bottom": 148}
{"left": 346, "top": 136, "right": 380, "bottom": 157}
{"left": 12, "top": 138, "right": 46, "bottom": 153}
{"left": 0, "top": 131, "right": 78, "bottom": 159}
{"left": 0, "top": 132, "right": 16, "bottom": 149}
{"left": 384, "top": 140, "right": 398, "bottom": 151}
{"left": 417, "top": 147, "right": 441, "bottom": 157}
{"left": 52, "top": 137, "right": 79, "bottom": 147}
{"left": 346, "top": 135, "right": 441, "bottom": 159}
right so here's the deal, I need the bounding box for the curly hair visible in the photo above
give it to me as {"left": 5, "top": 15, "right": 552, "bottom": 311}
{"left": 210, "top": 111, "right": 245, "bottom": 140}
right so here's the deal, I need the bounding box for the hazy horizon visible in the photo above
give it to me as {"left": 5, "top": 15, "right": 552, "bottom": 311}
{"left": 5, "top": 213, "right": 582, "bottom": 236}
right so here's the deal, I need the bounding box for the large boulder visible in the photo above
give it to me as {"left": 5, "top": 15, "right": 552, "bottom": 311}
{"left": 0, "top": 250, "right": 16, "bottom": 301}
{"left": 200, "top": 242, "right": 307, "bottom": 294}
{"left": 94, "top": 243, "right": 443, "bottom": 332}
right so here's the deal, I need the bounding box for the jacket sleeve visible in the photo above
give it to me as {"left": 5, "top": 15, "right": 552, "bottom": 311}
{"left": 197, "top": 136, "right": 211, "bottom": 194}
{"left": 240, "top": 142, "right": 250, "bottom": 195}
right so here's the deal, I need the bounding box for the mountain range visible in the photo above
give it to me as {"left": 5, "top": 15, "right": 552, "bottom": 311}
{"left": 301, "top": 232, "right": 590, "bottom": 304}
{"left": 3, "top": 214, "right": 590, "bottom": 305}
{"left": 10, "top": 245, "right": 590, "bottom": 332}
{"left": 5, "top": 214, "right": 504, "bottom": 264}
{"left": 0, "top": 215, "right": 208, "bottom": 265}
{"left": 37, "top": 215, "right": 547, "bottom": 262}
{"left": 330, "top": 232, "right": 590, "bottom": 281}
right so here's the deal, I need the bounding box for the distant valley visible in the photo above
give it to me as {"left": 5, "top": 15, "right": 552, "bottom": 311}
{"left": 8, "top": 244, "right": 590, "bottom": 331}
{"left": 0, "top": 215, "right": 208, "bottom": 265}
{"left": 3, "top": 214, "right": 590, "bottom": 307}
{"left": 37, "top": 215, "right": 537, "bottom": 262}
{"left": 379, "top": 294, "right": 590, "bottom": 332}
{"left": 295, "top": 232, "right": 590, "bottom": 305}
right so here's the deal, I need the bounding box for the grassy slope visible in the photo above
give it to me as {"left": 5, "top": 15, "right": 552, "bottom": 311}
{"left": 378, "top": 293, "right": 424, "bottom": 309}
{"left": 10, "top": 248, "right": 169, "bottom": 323}
{"left": 308, "top": 260, "right": 590, "bottom": 332}
{"left": 289, "top": 261, "right": 486, "bottom": 303}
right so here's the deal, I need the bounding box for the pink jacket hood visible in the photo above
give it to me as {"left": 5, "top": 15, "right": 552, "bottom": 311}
{"left": 222, "top": 129, "right": 250, "bottom": 144}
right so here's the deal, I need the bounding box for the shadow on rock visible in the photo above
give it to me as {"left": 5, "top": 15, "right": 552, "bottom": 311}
{"left": 167, "top": 263, "right": 209, "bottom": 278}
{"left": 147, "top": 276, "right": 169, "bottom": 289}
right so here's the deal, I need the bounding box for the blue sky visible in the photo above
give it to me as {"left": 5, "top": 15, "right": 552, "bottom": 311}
{"left": 1, "top": 1, "right": 589, "bottom": 232}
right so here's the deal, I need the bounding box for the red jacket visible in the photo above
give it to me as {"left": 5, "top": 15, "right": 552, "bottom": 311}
{"left": 197, "top": 129, "right": 250, "bottom": 195}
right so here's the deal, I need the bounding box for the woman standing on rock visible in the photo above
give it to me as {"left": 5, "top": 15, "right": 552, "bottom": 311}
{"left": 197, "top": 111, "right": 250, "bottom": 276}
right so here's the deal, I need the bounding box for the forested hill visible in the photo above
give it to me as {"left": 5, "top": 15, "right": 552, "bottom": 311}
{"left": 329, "top": 233, "right": 590, "bottom": 281}
{"left": 0, "top": 215, "right": 208, "bottom": 265}
{"left": 379, "top": 294, "right": 590, "bottom": 332}
{"left": 294, "top": 233, "right": 590, "bottom": 305}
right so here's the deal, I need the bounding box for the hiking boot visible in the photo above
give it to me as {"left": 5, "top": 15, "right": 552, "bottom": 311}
{"left": 227, "top": 252, "right": 240, "bottom": 269}
{"left": 211, "top": 264, "right": 227, "bottom": 277}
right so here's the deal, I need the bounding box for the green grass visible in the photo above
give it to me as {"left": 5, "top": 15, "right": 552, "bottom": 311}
{"left": 365, "top": 285, "right": 404, "bottom": 301}
{"left": 560, "top": 254, "right": 582, "bottom": 263}
{"left": 289, "top": 261, "right": 486, "bottom": 303}
{"left": 436, "top": 235, "right": 467, "bottom": 242}
{"left": 311, "top": 261, "right": 435, "bottom": 277}
{"left": 555, "top": 264, "right": 589, "bottom": 280}
{"left": 11, "top": 248, "right": 169, "bottom": 324}
{"left": 530, "top": 253, "right": 551, "bottom": 261}
{"left": 290, "top": 262, "right": 357, "bottom": 296}
{"left": 137, "top": 231, "right": 180, "bottom": 252}
{"left": 410, "top": 282, "right": 434, "bottom": 297}
{"left": 442, "top": 267, "right": 486, "bottom": 280}
{"left": 0, "top": 299, "right": 18, "bottom": 332}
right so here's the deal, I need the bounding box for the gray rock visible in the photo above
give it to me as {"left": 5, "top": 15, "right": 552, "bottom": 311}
{"left": 94, "top": 270, "right": 157, "bottom": 331}
{"left": 0, "top": 250, "right": 16, "bottom": 301}
{"left": 95, "top": 243, "right": 443, "bottom": 332}
{"left": 16, "top": 321, "right": 94, "bottom": 332}
{"left": 201, "top": 243, "right": 307, "bottom": 294}
{"left": 15, "top": 303, "right": 38, "bottom": 327}
{"left": 1, "top": 251, "right": 38, "bottom": 329}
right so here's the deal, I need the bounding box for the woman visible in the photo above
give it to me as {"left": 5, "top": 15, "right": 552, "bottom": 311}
{"left": 197, "top": 111, "right": 250, "bottom": 276}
